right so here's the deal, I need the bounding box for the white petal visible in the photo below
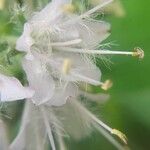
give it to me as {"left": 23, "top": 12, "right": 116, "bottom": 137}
{"left": 30, "top": 0, "right": 72, "bottom": 26}
{"left": 55, "top": 99, "right": 93, "bottom": 140}
{"left": 10, "top": 102, "right": 49, "bottom": 150}
{"left": 0, "top": 74, "right": 34, "bottom": 102}
{"left": 47, "top": 83, "right": 77, "bottom": 106}
{"left": 51, "top": 25, "right": 79, "bottom": 43}
{"left": 16, "top": 23, "right": 34, "bottom": 53}
{"left": 23, "top": 57, "right": 55, "bottom": 105}
{"left": 49, "top": 52, "right": 101, "bottom": 84}
{"left": 56, "top": 20, "right": 110, "bottom": 48}
{"left": 78, "top": 20, "right": 110, "bottom": 48}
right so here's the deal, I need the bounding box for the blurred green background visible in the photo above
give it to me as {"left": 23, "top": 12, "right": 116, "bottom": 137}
{"left": 0, "top": 0, "right": 150, "bottom": 150}
{"left": 72, "top": 0, "right": 150, "bottom": 149}
{"left": 103, "top": 0, "right": 150, "bottom": 149}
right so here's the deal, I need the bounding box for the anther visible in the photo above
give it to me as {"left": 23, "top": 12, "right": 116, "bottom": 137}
{"left": 62, "top": 59, "right": 72, "bottom": 75}
{"left": 0, "top": 0, "right": 5, "bottom": 10}
{"left": 101, "top": 80, "right": 113, "bottom": 90}
{"left": 111, "top": 129, "right": 128, "bottom": 145}
{"left": 132, "top": 47, "right": 144, "bottom": 59}
{"left": 62, "top": 4, "right": 75, "bottom": 13}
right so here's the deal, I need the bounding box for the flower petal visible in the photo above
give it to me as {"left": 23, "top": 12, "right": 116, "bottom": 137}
{"left": 49, "top": 52, "right": 101, "bottom": 84}
{"left": 0, "top": 74, "right": 34, "bottom": 102}
{"left": 47, "top": 83, "right": 77, "bottom": 106}
{"left": 16, "top": 23, "right": 34, "bottom": 53}
{"left": 22, "top": 57, "right": 55, "bottom": 105}
{"left": 30, "top": 0, "right": 72, "bottom": 26}
{"left": 77, "top": 20, "right": 111, "bottom": 48}
{"left": 10, "top": 102, "right": 49, "bottom": 150}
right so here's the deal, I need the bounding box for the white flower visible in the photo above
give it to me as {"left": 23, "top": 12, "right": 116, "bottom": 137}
{"left": 0, "top": 0, "right": 144, "bottom": 150}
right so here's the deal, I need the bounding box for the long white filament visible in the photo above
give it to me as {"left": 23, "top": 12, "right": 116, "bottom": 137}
{"left": 51, "top": 39, "right": 82, "bottom": 47}
{"left": 55, "top": 47, "right": 134, "bottom": 56}
{"left": 55, "top": 128, "right": 66, "bottom": 150}
{"left": 62, "top": 0, "right": 114, "bottom": 26}
{"left": 72, "top": 100, "right": 112, "bottom": 132}
{"left": 71, "top": 72, "right": 103, "bottom": 86}
{"left": 41, "top": 107, "right": 56, "bottom": 150}
{"left": 79, "top": 0, "right": 114, "bottom": 19}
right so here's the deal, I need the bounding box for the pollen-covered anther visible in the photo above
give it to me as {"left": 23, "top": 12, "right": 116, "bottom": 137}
{"left": 62, "top": 4, "right": 75, "bottom": 13}
{"left": 111, "top": 129, "right": 128, "bottom": 145}
{"left": 132, "top": 47, "right": 144, "bottom": 59}
{"left": 62, "top": 58, "right": 72, "bottom": 75}
{"left": 101, "top": 80, "right": 113, "bottom": 90}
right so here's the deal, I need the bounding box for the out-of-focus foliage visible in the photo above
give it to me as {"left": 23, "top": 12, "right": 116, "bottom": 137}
{"left": 0, "top": 0, "right": 150, "bottom": 150}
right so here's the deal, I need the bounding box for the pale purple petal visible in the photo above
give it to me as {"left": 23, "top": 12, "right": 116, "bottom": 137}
{"left": 0, "top": 74, "right": 34, "bottom": 102}
{"left": 22, "top": 57, "right": 55, "bottom": 105}
{"left": 16, "top": 23, "right": 34, "bottom": 53}
{"left": 47, "top": 83, "right": 77, "bottom": 106}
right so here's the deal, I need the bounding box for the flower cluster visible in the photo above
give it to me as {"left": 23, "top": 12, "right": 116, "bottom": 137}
{"left": 0, "top": 0, "right": 144, "bottom": 150}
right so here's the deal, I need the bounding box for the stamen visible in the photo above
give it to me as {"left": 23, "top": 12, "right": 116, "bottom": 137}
{"left": 62, "top": 59, "right": 72, "bottom": 75}
{"left": 51, "top": 39, "right": 82, "bottom": 47}
{"left": 111, "top": 0, "right": 126, "bottom": 17}
{"left": 55, "top": 128, "right": 67, "bottom": 150}
{"left": 95, "top": 125, "right": 126, "bottom": 150}
{"left": 132, "top": 47, "right": 144, "bottom": 59}
{"left": 111, "top": 129, "right": 128, "bottom": 145}
{"left": 60, "top": 0, "right": 113, "bottom": 26}
{"left": 101, "top": 80, "right": 113, "bottom": 90}
{"left": 72, "top": 99, "right": 128, "bottom": 146}
{"left": 62, "top": 4, "right": 75, "bottom": 13}
{"left": 55, "top": 47, "right": 144, "bottom": 58}
{"left": 71, "top": 72, "right": 103, "bottom": 86}
{"left": 70, "top": 71, "right": 113, "bottom": 89}
{"left": 79, "top": 0, "right": 113, "bottom": 19}
{"left": 88, "top": 107, "right": 128, "bottom": 145}
{"left": 41, "top": 107, "right": 56, "bottom": 150}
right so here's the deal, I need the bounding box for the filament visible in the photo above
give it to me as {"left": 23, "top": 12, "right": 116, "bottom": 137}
{"left": 41, "top": 107, "right": 56, "bottom": 150}
{"left": 55, "top": 47, "right": 144, "bottom": 58}
{"left": 61, "top": 0, "right": 113, "bottom": 26}
{"left": 51, "top": 39, "right": 82, "bottom": 47}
